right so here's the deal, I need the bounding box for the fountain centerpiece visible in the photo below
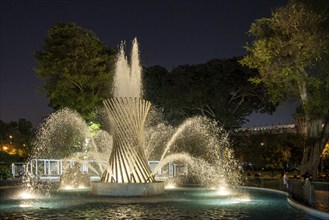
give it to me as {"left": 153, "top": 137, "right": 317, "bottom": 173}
{"left": 92, "top": 38, "right": 164, "bottom": 196}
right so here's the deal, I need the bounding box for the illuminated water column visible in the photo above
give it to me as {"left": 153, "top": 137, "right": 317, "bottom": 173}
{"left": 101, "top": 97, "right": 155, "bottom": 183}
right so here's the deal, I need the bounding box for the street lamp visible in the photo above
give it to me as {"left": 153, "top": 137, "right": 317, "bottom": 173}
{"left": 9, "top": 134, "right": 13, "bottom": 144}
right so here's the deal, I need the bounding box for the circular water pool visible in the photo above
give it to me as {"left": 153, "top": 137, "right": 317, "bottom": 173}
{"left": 0, "top": 186, "right": 317, "bottom": 219}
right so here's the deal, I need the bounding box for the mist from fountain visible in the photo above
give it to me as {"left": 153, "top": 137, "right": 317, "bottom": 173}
{"left": 146, "top": 115, "right": 241, "bottom": 188}
{"left": 29, "top": 108, "right": 113, "bottom": 191}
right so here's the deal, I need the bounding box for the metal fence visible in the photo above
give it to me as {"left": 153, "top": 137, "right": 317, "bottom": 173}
{"left": 244, "top": 177, "right": 329, "bottom": 213}
{"left": 8, "top": 159, "right": 185, "bottom": 182}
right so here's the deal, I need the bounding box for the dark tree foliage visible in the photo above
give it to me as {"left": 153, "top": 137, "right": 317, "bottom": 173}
{"left": 0, "top": 119, "right": 33, "bottom": 146}
{"left": 231, "top": 131, "right": 304, "bottom": 171}
{"left": 0, "top": 119, "right": 33, "bottom": 160}
{"left": 143, "top": 58, "right": 274, "bottom": 129}
{"left": 34, "top": 23, "right": 116, "bottom": 122}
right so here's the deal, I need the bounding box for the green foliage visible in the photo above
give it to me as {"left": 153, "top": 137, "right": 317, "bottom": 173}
{"left": 240, "top": 0, "right": 329, "bottom": 119}
{"left": 88, "top": 122, "right": 100, "bottom": 133}
{"left": 241, "top": 0, "right": 329, "bottom": 177}
{"left": 232, "top": 132, "right": 304, "bottom": 170}
{"left": 143, "top": 58, "right": 274, "bottom": 129}
{"left": 0, "top": 119, "right": 33, "bottom": 146}
{"left": 322, "top": 143, "right": 329, "bottom": 159}
{"left": 34, "top": 23, "right": 116, "bottom": 122}
{"left": 0, "top": 119, "right": 33, "bottom": 159}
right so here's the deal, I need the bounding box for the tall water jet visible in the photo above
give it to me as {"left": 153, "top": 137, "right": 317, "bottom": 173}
{"left": 92, "top": 38, "right": 163, "bottom": 195}
{"left": 113, "top": 38, "right": 142, "bottom": 98}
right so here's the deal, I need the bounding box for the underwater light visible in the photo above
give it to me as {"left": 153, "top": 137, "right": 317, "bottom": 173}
{"left": 239, "top": 196, "right": 251, "bottom": 202}
{"left": 165, "top": 183, "right": 176, "bottom": 189}
{"left": 19, "top": 191, "right": 35, "bottom": 200}
{"left": 216, "top": 186, "right": 231, "bottom": 196}
{"left": 63, "top": 185, "right": 74, "bottom": 190}
{"left": 231, "top": 195, "right": 251, "bottom": 203}
{"left": 19, "top": 204, "right": 32, "bottom": 208}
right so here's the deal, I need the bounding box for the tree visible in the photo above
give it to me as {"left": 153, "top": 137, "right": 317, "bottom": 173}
{"left": 232, "top": 131, "right": 304, "bottom": 171}
{"left": 0, "top": 119, "right": 33, "bottom": 160}
{"left": 240, "top": 0, "right": 329, "bottom": 178}
{"left": 143, "top": 65, "right": 168, "bottom": 108}
{"left": 143, "top": 58, "right": 274, "bottom": 129}
{"left": 34, "top": 23, "right": 116, "bottom": 122}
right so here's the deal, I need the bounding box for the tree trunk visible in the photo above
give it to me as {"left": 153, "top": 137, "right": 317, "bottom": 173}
{"left": 296, "top": 70, "right": 329, "bottom": 180}
{"left": 300, "top": 119, "right": 329, "bottom": 180}
{"left": 301, "top": 140, "right": 320, "bottom": 180}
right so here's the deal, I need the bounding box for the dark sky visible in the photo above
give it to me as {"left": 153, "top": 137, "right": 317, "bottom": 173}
{"left": 0, "top": 0, "right": 295, "bottom": 128}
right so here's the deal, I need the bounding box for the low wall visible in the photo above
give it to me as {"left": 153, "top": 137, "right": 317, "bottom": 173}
{"left": 91, "top": 181, "right": 165, "bottom": 197}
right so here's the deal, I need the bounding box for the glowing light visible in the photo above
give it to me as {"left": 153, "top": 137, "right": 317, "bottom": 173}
{"left": 63, "top": 185, "right": 74, "bottom": 190}
{"left": 165, "top": 183, "right": 176, "bottom": 189}
{"left": 19, "top": 204, "right": 32, "bottom": 208}
{"left": 239, "top": 197, "right": 251, "bottom": 202}
{"left": 216, "top": 186, "right": 231, "bottom": 196}
{"left": 234, "top": 196, "right": 251, "bottom": 203}
{"left": 19, "top": 191, "right": 35, "bottom": 200}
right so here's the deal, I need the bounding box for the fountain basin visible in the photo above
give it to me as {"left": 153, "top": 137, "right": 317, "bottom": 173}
{"left": 0, "top": 186, "right": 323, "bottom": 219}
{"left": 91, "top": 181, "right": 165, "bottom": 196}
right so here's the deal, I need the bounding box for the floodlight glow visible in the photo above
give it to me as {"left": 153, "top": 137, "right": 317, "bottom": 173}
{"left": 19, "top": 191, "right": 35, "bottom": 200}
{"left": 19, "top": 204, "right": 32, "bottom": 208}
{"left": 216, "top": 186, "right": 231, "bottom": 196}
{"left": 63, "top": 185, "right": 74, "bottom": 190}
{"left": 239, "top": 196, "right": 251, "bottom": 202}
{"left": 165, "top": 183, "right": 176, "bottom": 189}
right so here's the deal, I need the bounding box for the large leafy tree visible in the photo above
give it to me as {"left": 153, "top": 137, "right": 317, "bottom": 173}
{"left": 240, "top": 0, "right": 329, "bottom": 178}
{"left": 35, "top": 23, "right": 116, "bottom": 122}
{"left": 143, "top": 58, "right": 274, "bottom": 129}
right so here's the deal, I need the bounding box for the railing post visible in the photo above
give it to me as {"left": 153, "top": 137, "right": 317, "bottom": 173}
{"left": 11, "top": 163, "right": 15, "bottom": 177}
{"left": 48, "top": 160, "right": 51, "bottom": 175}
{"left": 60, "top": 160, "right": 62, "bottom": 175}
{"left": 35, "top": 160, "right": 38, "bottom": 176}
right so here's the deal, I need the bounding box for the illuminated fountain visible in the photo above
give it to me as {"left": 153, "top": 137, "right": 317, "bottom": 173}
{"left": 28, "top": 38, "right": 241, "bottom": 196}
{"left": 1, "top": 39, "right": 325, "bottom": 220}
{"left": 92, "top": 38, "right": 164, "bottom": 196}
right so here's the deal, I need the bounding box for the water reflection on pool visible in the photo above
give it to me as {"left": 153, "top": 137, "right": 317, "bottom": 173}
{"left": 0, "top": 187, "right": 317, "bottom": 219}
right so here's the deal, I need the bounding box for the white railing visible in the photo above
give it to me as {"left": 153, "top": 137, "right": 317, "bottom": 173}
{"left": 10, "top": 159, "right": 189, "bottom": 182}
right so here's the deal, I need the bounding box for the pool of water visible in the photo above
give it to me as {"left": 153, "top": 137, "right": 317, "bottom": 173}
{"left": 0, "top": 186, "right": 317, "bottom": 219}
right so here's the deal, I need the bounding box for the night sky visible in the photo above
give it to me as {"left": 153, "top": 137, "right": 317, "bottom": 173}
{"left": 0, "top": 0, "right": 295, "bottom": 128}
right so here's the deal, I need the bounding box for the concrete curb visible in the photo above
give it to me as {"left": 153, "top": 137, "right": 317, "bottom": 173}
{"left": 243, "top": 186, "right": 329, "bottom": 220}
{"left": 287, "top": 197, "right": 329, "bottom": 220}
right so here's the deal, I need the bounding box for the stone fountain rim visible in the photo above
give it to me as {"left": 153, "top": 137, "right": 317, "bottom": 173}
{"left": 91, "top": 181, "right": 165, "bottom": 197}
